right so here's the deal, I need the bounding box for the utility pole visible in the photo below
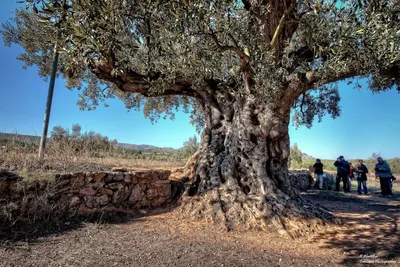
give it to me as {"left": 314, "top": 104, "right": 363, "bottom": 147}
{"left": 38, "top": 29, "right": 60, "bottom": 161}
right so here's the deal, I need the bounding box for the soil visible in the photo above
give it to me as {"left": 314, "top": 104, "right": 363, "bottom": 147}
{"left": 1, "top": 186, "right": 399, "bottom": 267}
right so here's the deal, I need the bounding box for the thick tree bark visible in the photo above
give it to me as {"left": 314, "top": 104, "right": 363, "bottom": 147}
{"left": 178, "top": 93, "right": 337, "bottom": 237}
{"left": 90, "top": 56, "right": 337, "bottom": 237}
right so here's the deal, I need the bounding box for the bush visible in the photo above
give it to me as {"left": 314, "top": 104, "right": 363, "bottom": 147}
{"left": 180, "top": 135, "right": 200, "bottom": 159}
{"left": 289, "top": 143, "right": 303, "bottom": 169}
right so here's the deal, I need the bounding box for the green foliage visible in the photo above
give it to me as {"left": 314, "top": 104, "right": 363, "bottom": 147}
{"left": 293, "top": 157, "right": 400, "bottom": 174}
{"left": 387, "top": 158, "right": 400, "bottom": 174}
{"left": 49, "top": 124, "right": 197, "bottom": 162}
{"left": 369, "top": 152, "right": 381, "bottom": 160}
{"left": 2, "top": 0, "right": 400, "bottom": 130}
{"left": 351, "top": 158, "right": 400, "bottom": 175}
{"left": 303, "top": 159, "right": 337, "bottom": 172}
{"left": 289, "top": 143, "right": 303, "bottom": 168}
{"left": 181, "top": 135, "right": 200, "bottom": 158}
{"left": 50, "top": 124, "right": 118, "bottom": 157}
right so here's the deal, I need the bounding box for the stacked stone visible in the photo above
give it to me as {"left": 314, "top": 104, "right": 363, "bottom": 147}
{"left": 55, "top": 170, "right": 172, "bottom": 210}
{"left": 288, "top": 170, "right": 313, "bottom": 192}
{"left": 0, "top": 170, "right": 172, "bottom": 223}
{"left": 321, "top": 173, "right": 336, "bottom": 190}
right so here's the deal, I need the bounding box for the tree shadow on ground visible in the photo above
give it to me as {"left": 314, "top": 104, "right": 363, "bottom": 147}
{"left": 303, "top": 190, "right": 400, "bottom": 266}
{"left": 0, "top": 204, "right": 178, "bottom": 247}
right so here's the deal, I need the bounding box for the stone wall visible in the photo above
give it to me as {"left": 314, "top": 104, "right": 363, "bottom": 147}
{"left": 290, "top": 170, "right": 337, "bottom": 191}
{"left": 289, "top": 170, "right": 313, "bottom": 192}
{"left": 0, "top": 170, "right": 175, "bottom": 223}
{"left": 0, "top": 169, "right": 326, "bottom": 223}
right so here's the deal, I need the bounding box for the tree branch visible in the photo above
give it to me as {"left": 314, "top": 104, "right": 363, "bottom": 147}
{"left": 208, "top": 29, "right": 249, "bottom": 72}
{"left": 270, "top": 1, "right": 295, "bottom": 47}
{"left": 299, "top": 93, "right": 307, "bottom": 119}
{"left": 88, "top": 52, "right": 234, "bottom": 111}
{"left": 305, "top": 68, "right": 361, "bottom": 90}
{"left": 270, "top": 14, "right": 287, "bottom": 47}
{"left": 90, "top": 57, "right": 199, "bottom": 99}
{"left": 227, "top": 32, "right": 239, "bottom": 48}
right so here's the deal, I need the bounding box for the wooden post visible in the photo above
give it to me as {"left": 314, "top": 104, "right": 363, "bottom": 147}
{"left": 38, "top": 30, "right": 60, "bottom": 161}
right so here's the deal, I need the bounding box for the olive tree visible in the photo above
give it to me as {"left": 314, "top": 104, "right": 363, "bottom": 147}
{"left": 182, "top": 135, "right": 200, "bottom": 158}
{"left": 289, "top": 143, "right": 303, "bottom": 168}
{"left": 2, "top": 0, "right": 400, "bottom": 236}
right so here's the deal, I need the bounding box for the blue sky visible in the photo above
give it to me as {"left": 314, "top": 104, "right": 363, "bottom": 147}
{"left": 1, "top": 3, "right": 399, "bottom": 160}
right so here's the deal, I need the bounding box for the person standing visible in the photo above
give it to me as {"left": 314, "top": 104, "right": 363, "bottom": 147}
{"left": 312, "top": 159, "right": 324, "bottom": 189}
{"left": 334, "top": 156, "right": 350, "bottom": 192}
{"left": 355, "top": 160, "right": 369, "bottom": 195}
{"left": 375, "top": 157, "right": 393, "bottom": 197}
{"left": 348, "top": 163, "right": 355, "bottom": 192}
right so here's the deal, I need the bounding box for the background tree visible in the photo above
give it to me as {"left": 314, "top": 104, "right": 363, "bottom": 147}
{"left": 289, "top": 143, "right": 303, "bottom": 169}
{"left": 369, "top": 152, "right": 381, "bottom": 161}
{"left": 71, "top": 124, "right": 82, "bottom": 140}
{"left": 181, "top": 135, "right": 200, "bottom": 159}
{"left": 49, "top": 124, "right": 117, "bottom": 157}
{"left": 2, "top": 0, "right": 400, "bottom": 236}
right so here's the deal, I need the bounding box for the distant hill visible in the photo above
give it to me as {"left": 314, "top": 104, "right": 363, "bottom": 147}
{"left": 302, "top": 152, "right": 314, "bottom": 161}
{"left": 116, "top": 143, "right": 160, "bottom": 151}
{"left": 116, "top": 143, "right": 180, "bottom": 152}
{"left": 0, "top": 133, "right": 40, "bottom": 144}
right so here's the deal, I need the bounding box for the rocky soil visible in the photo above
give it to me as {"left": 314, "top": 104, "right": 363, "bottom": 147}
{"left": 1, "top": 183, "right": 399, "bottom": 267}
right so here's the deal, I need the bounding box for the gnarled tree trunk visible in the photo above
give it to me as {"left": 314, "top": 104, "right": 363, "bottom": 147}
{"left": 178, "top": 93, "right": 336, "bottom": 237}
{"left": 88, "top": 53, "right": 338, "bottom": 237}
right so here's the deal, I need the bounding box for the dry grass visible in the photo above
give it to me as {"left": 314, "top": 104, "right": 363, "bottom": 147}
{"left": 0, "top": 138, "right": 185, "bottom": 181}
{"left": 0, "top": 136, "right": 186, "bottom": 239}
{"left": 0, "top": 178, "right": 76, "bottom": 238}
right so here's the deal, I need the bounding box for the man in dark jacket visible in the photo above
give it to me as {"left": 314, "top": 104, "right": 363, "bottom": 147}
{"left": 334, "top": 156, "right": 350, "bottom": 192}
{"left": 375, "top": 157, "right": 393, "bottom": 197}
{"left": 354, "top": 160, "right": 369, "bottom": 195}
{"left": 348, "top": 163, "right": 355, "bottom": 192}
{"left": 312, "top": 159, "right": 324, "bottom": 189}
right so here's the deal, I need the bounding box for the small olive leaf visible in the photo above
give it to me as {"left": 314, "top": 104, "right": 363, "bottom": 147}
{"left": 38, "top": 18, "right": 50, "bottom": 23}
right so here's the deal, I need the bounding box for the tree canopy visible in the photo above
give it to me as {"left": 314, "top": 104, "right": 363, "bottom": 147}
{"left": 4, "top": 0, "right": 400, "bottom": 236}
{"left": 2, "top": 0, "right": 400, "bottom": 129}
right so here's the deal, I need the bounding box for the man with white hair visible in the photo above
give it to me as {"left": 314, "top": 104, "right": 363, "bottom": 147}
{"left": 375, "top": 157, "right": 393, "bottom": 197}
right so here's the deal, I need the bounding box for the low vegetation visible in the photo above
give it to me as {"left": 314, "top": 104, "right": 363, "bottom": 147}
{"left": 0, "top": 125, "right": 196, "bottom": 179}
{"left": 2, "top": 128, "right": 398, "bottom": 181}
{"left": 290, "top": 144, "right": 400, "bottom": 174}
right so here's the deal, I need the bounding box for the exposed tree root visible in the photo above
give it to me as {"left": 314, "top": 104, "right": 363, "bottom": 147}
{"left": 170, "top": 150, "right": 200, "bottom": 181}
{"left": 173, "top": 92, "right": 341, "bottom": 238}
{"left": 178, "top": 187, "right": 340, "bottom": 238}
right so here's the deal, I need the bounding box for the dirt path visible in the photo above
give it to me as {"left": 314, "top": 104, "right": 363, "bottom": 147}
{"left": 1, "top": 189, "right": 399, "bottom": 267}
{"left": 304, "top": 189, "right": 400, "bottom": 266}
